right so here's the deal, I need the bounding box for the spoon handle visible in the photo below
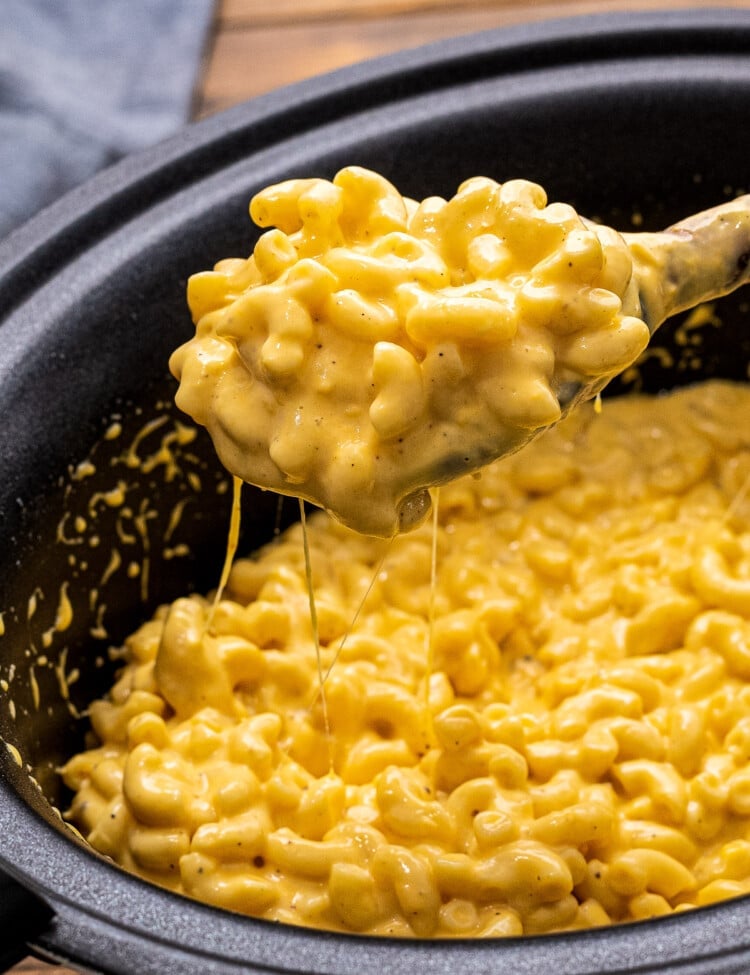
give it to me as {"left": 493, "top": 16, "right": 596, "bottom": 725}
{"left": 624, "top": 195, "right": 750, "bottom": 331}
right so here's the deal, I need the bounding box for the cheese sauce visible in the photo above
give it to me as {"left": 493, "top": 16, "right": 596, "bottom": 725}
{"left": 63, "top": 380, "right": 750, "bottom": 937}
{"left": 169, "top": 167, "right": 650, "bottom": 537}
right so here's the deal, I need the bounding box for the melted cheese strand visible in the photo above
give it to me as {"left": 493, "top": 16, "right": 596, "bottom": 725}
{"left": 205, "top": 475, "right": 243, "bottom": 633}
{"left": 315, "top": 539, "right": 394, "bottom": 701}
{"left": 724, "top": 468, "right": 750, "bottom": 525}
{"left": 299, "top": 498, "right": 333, "bottom": 770}
{"left": 425, "top": 487, "right": 440, "bottom": 710}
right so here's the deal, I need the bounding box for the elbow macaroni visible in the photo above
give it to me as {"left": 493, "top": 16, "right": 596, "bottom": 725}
{"left": 63, "top": 379, "right": 750, "bottom": 937}
{"left": 169, "top": 166, "right": 649, "bottom": 537}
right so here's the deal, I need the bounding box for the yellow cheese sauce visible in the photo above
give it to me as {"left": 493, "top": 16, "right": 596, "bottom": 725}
{"left": 170, "top": 167, "right": 651, "bottom": 538}
{"left": 62, "top": 379, "right": 750, "bottom": 937}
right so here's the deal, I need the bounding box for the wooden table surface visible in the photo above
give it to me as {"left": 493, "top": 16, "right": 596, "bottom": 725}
{"left": 11, "top": 0, "right": 750, "bottom": 972}
{"left": 198, "top": 0, "right": 750, "bottom": 117}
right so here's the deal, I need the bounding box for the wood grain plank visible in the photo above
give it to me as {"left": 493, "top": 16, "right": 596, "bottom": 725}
{"left": 199, "top": 0, "right": 750, "bottom": 115}
{"left": 219, "top": 0, "right": 750, "bottom": 26}
{"left": 220, "top": 0, "right": 545, "bottom": 27}
{"left": 9, "top": 960, "right": 75, "bottom": 975}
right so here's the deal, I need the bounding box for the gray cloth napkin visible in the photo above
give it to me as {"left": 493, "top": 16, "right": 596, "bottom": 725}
{"left": 0, "top": 0, "right": 215, "bottom": 239}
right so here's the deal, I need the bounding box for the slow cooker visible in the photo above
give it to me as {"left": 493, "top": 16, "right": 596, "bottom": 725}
{"left": 2, "top": 9, "right": 750, "bottom": 973}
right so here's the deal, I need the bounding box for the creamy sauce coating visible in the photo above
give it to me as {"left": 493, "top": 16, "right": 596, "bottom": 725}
{"left": 63, "top": 380, "right": 750, "bottom": 937}
{"left": 170, "top": 167, "right": 650, "bottom": 537}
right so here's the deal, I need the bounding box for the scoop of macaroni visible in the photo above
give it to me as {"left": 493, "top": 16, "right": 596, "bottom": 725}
{"left": 170, "top": 167, "right": 649, "bottom": 536}
{"left": 64, "top": 380, "right": 750, "bottom": 937}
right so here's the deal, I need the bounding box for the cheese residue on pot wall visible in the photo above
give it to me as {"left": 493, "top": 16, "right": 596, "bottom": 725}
{"left": 0, "top": 405, "right": 225, "bottom": 746}
{"left": 62, "top": 380, "right": 750, "bottom": 937}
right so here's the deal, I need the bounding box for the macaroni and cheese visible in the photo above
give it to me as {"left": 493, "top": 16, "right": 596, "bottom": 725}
{"left": 169, "top": 167, "right": 652, "bottom": 537}
{"left": 63, "top": 379, "right": 750, "bottom": 937}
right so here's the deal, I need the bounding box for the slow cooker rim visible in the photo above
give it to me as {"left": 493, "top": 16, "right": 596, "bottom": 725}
{"left": 5, "top": 782, "right": 750, "bottom": 975}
